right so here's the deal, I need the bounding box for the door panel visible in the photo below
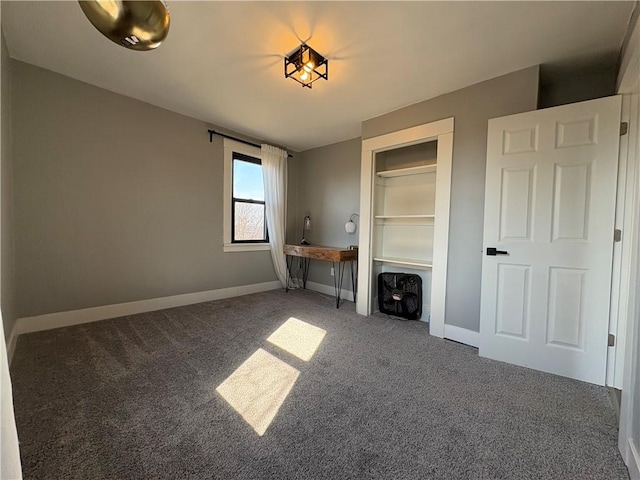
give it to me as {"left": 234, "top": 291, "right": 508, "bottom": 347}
{"left": 503, "top": 126, "right": 538, "bottom": 154}
{"left": 555, "top": 117, "right": 597, "bottom": 148}
{"left": 552, "top": 162, "right": 591, "bottom": 242}
{"left": 499, "top": 167, "right": 535, "bottom": 241}
{"left": 495, "top": 264, "right": 531, "bottom": 339}
{"left": 546, "top": 267, "right": 586, "bottom": 349}
{"left": 480, "top": 96, "right": 622, "bottom": 385}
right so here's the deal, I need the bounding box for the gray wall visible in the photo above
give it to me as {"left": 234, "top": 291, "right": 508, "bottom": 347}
{"left": 538, "top": 62, "right": 618, "bottom": 109}
{"left": 362, "top": 66, "right": 540, "bottom": 332}
{"left": 12, "top": 60, "right": 278, "bottom": 318}
{"left": 1, "top": 33, "right": 15, "bottom": 338}
{"left": 294, "top": 138, "right": 361, "bottom": 291}
{"left": 0, "top": 22, "right": 23, "bottom": 479}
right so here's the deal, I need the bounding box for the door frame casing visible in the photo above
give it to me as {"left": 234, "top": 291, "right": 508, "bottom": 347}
{"left": 608, "top": 93, "right": 637, "bottom": 389}
{"left": 617, "top": 89, "right": 640, "bottom": 480}
{"left": 616, "top": 9, "right": 640, "bottom": 474}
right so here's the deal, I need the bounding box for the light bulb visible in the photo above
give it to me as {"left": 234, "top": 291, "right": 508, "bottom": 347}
{"left": 299, "top": 70, "right": 310, "bottom": 81}
{"left": 303, "top": 62, "right": 314, "bottom": 73}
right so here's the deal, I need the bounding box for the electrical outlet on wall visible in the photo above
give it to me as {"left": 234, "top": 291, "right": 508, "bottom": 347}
{"left": 330, "top": 267, "right": 335, "bottom": 276}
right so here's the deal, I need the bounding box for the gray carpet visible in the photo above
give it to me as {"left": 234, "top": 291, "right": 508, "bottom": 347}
{"left": 10, "top": 289, "right": 629, "bottom": 479}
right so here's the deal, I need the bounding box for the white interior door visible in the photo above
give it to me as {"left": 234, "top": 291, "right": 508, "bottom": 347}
{"left": 479, "top": 96, "right": 622, "bottom": 385}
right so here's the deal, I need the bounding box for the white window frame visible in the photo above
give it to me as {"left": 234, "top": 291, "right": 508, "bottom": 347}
{"left": 223, "top": 138, "right": 270, "bottom": 252}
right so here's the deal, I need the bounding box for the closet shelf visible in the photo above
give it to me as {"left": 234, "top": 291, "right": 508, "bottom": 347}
{"left": 373, "top": 256, "right": 433, "bottom": 269}
{"left": 374, "top": 214, "right": 435, "bottom": 219}
{"left": 376, "top": 164, "right": 437, "bottom": 178}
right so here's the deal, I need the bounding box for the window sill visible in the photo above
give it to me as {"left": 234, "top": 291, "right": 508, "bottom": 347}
{"left": 223, "top": 243, "right": 270, "bottom": 253}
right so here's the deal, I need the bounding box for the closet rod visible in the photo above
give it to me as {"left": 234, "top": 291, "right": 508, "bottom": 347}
{"left": 207, "top": 129, "right": 293, "bottom": 158}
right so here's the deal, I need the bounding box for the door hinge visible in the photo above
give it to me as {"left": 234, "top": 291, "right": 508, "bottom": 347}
{"left": 614, "top": 229, "right": 622, "bottom": 242}
{"left": 608, "top": 334, "right": 615, "bottom": 347}
{"left": 621, "top": 122, "right": 628, "bottom": 136}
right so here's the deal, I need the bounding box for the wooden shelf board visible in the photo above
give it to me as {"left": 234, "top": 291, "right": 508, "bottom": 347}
{"left": 374, "top": 214, "right": 435, "bottom": 219}
{"left": 373, "top": 257, "right": 433, "bottom": 269}
{"left": 376, "top": 164, "right": 437, "bottom": 178}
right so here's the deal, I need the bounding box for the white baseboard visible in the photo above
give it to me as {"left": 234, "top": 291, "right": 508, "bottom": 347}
{"left": 444, "top": 324, "right": 480, "bottom": 348}
{"left": 628, "top": 438, "right": 640, "bottom": 480}
{"left": 305, "top": 281, "right": 355, "bottom": 304}
{"left": 13, "top": 281, "right": 283, "bottom": 337}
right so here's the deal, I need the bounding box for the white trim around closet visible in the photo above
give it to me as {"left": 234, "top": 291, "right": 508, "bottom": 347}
{"left": 357, "top": 117, "right": 454, "bottom": 339}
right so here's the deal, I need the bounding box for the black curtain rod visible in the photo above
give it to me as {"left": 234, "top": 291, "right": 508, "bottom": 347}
{"left": 208, "top": 129, "right": 293, "bottom": 158}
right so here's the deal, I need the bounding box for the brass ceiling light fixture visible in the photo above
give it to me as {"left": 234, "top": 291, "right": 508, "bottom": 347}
{"left": 284, "top": 43, "right": 328, "bottom": 88}
{"left": 78, "top": 0, "right": 170, "bottom": 51}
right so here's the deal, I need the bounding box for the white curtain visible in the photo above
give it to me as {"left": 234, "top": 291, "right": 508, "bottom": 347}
{"left": 261, "top": 144, "right": 288, "bottom": 287}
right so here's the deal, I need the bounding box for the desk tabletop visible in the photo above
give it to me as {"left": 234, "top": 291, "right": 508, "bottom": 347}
{"left": 284, "top": 244, "right": 358, "bottom": 262}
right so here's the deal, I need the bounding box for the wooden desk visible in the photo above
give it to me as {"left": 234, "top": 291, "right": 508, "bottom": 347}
{"left": 284, "top": 244, "right": 358, "bottom": 308}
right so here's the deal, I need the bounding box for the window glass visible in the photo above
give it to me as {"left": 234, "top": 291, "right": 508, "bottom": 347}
{"left": 233, "top": 159, "right": 264, "bottom": 201}
{"left": 232, "top": 154, "right": 267, "bottom": 243}
{"left": 233, "top": 202, "right": 266, "bottom": 241}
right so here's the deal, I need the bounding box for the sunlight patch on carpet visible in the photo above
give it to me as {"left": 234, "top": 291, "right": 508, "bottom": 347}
{"left": 267, "top": 317, "right": 326, "bottom": 361}
{"left": 216, "top": 348, "right": 299, "bottom": 436}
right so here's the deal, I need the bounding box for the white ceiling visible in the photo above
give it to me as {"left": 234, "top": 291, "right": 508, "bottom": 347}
{"left": 2, "top": 1, "right": 634, "bottom": 152}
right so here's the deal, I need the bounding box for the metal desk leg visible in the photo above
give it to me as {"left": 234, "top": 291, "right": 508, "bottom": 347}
{"left": 285, "top": 254, "right": 292, "bottom": 292}
{"left": 301, "top": 257, "right": 310, "bottom": 289}
{"left": 350, "top": 259, "right": 358, "bottom": 302}
{"left": 332, "top": 261, "right": 347, "bottom": 308}
{"left": 286, "top": 256, "right": 311, "bottom": 290}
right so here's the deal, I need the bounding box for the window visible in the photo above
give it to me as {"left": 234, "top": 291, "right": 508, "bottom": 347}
{"left": 223, "top": 138, "right": 269, "bottom": 252}
{"left": 232, "top": 153, "right": 267, "bottom": 243}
